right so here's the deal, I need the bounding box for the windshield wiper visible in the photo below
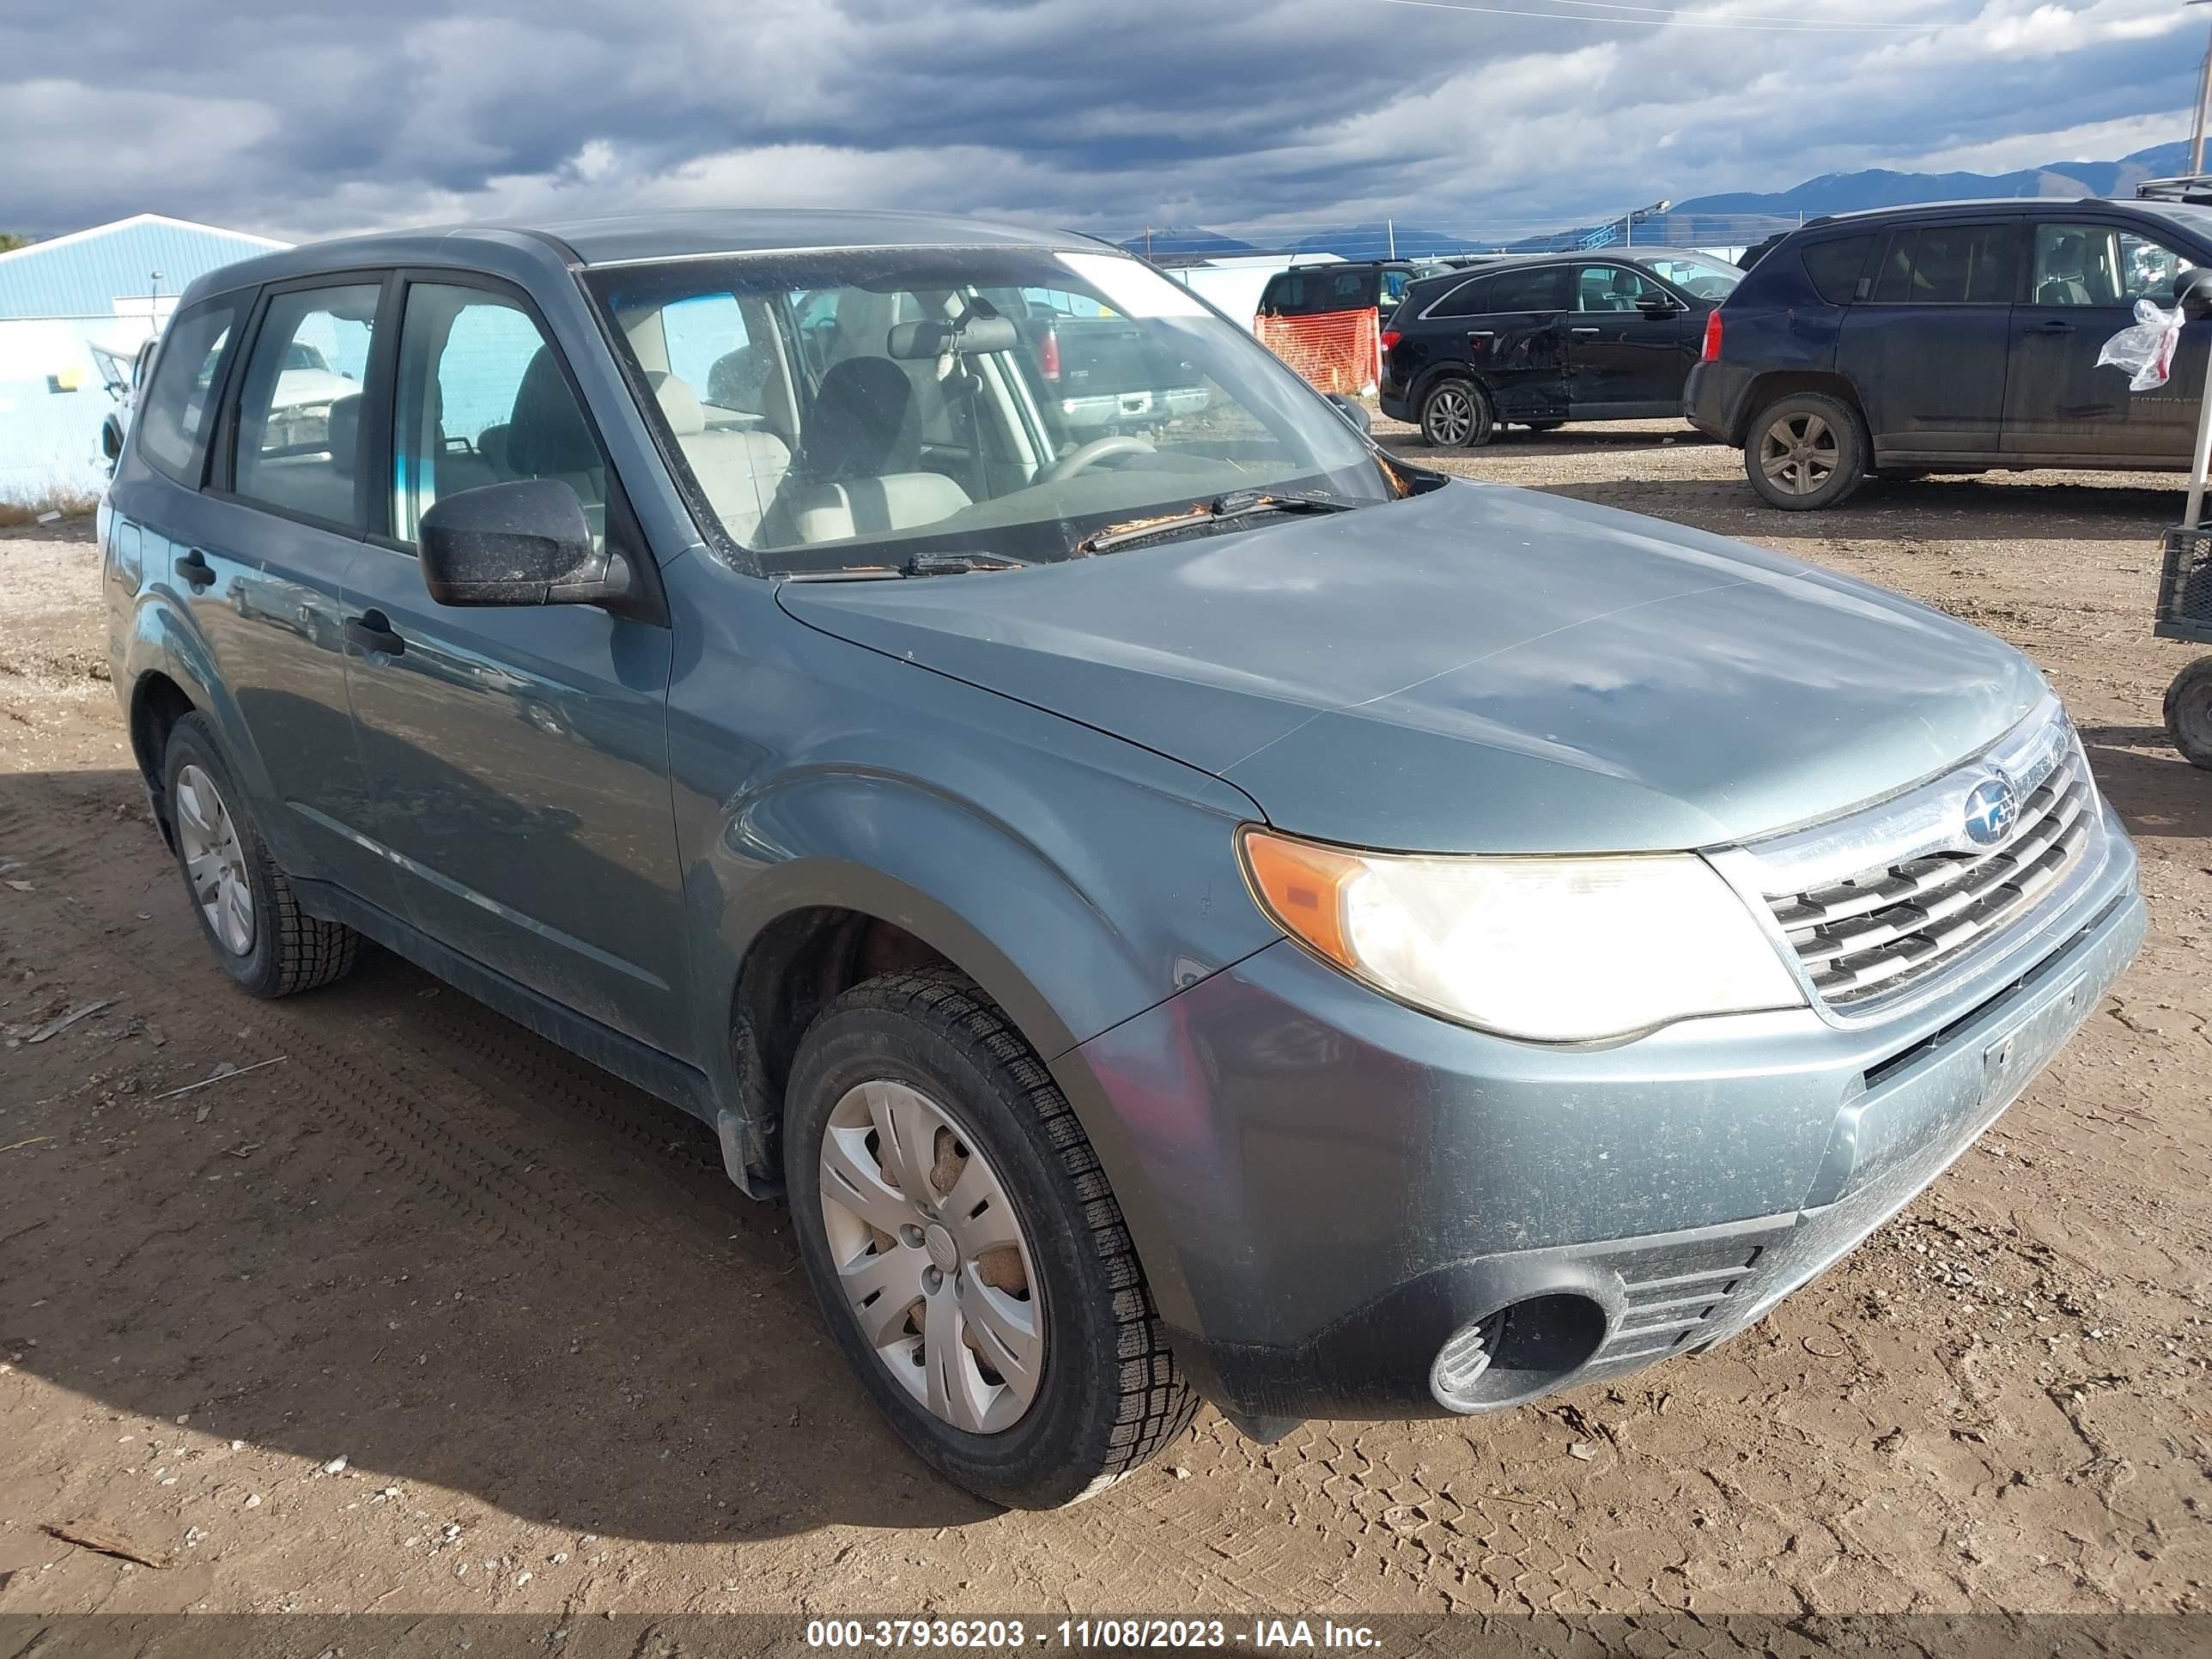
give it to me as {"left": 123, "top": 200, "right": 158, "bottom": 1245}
{"left": 780, "top": 550, "right": 1026, "bottom": 582}
{"left": 1078, "top": 489, "right": 1364, "bottom": 556}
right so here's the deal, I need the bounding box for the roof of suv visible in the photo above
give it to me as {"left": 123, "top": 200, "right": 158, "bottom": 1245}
{"left": 188, "top": 209, "right": 1101, "bottom": 296}
{"left": 1793, "top": 195, "right": 2212, "bottom": 239}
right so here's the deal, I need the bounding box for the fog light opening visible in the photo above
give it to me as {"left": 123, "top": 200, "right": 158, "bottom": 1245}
{"left": 1430, "top": 1293, "right": 1608, "bottom": 1412}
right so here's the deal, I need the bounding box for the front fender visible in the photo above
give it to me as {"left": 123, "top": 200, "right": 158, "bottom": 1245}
{"left": 690, "top": 761, "right": 1274, "bottom": 1328}
{"left": 698, "top": 753, "right": 1273, "bottom": 1072}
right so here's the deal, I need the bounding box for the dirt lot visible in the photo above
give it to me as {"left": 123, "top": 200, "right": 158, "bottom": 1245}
{"left": 2, "top": 428, "right": 2208, "bottom": 1625}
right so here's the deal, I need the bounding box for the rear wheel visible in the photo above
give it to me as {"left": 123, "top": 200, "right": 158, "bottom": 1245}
{"left": 161, "top": 714, "right": 359, "bottom": 997}
{"left": 784, "top": 969, "right": 1196, "bottom": 1509}
{"left": 1419, "top": 377, "right": 1493, "bottom": 448}
{"left": 1745, "top": 392, "right": 1868, "bottom": 510}
{"left": 2166, "top": 656, "right": 2212, "bottom": 769}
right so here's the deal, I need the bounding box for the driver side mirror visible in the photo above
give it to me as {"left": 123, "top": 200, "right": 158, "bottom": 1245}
{"left": 1324, "top": 392, "right": 1372, "bottom": 436}
{"left": 2178, "top": 266, "right": 2212, "bottom": 322}
{"left": 1635, "top": 293, "right": 1683, "bottom": 318}
{"left": 419, "top": 478, "right": 634, "bottom": 609}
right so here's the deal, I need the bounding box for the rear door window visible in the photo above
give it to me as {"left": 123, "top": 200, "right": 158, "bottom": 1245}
{"left": 229, "top": 283, "right": 380, "bottom": 528}
{"left": 1871, "top": 224, "right": 2019, "bottom": 305}
{"left": 660, "top": 291, "right": 757, "bottom": 411}
{"left": 1429, "top": 268, "right": 1569, "bottom": 318}
{"left": 137, "top": 296, "right": 244, "bottom": 484}
{"left": 1801, "top": 235, "right": 1876, "bottom": 305}
{"left": 1477, "top": 266, "right": 1567, "bottom": 313}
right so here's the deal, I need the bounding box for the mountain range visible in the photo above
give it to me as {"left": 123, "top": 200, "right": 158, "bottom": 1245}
{"left": 1125, "top": 142, "right": 2191, "bottom": 261}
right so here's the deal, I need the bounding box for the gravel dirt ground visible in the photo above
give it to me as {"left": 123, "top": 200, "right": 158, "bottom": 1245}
{"left": 1, "top": 426, "right": 2208, "bottom": 1625}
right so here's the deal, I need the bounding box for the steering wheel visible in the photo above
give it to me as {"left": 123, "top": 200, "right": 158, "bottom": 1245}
{"left": 1043, "top": 434, "right": 1155, "bottom": 483}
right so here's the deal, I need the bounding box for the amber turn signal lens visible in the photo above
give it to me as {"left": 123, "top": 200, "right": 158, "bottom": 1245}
{"left": 1239, "top": 828, "right": 1364, "bottom": 970}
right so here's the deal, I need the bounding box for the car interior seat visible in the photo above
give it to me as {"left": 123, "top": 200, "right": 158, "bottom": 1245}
{"left": 507, "top": 348, "right": 608, "bottom": 512}
{"left": 2036, "top": 234, "right": 2095, "bottom": 307}
{"left": 648, "top": 370, "right": 791, "bottom": 546}
{"left": 759, "top": 356, "right": 970, "bottom": 546}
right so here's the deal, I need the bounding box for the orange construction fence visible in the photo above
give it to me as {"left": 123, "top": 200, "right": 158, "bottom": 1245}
{"left": 1253, "top": 307, "right": 1382, "bottom": 398}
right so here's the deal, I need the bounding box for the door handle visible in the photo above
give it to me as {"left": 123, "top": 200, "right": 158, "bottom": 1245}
{"left": 1569, "top": 326, "right": 1601, "bottom": 337}
{"left": 2031, "top": 319, "right": 2076, "bottom": 335}
{"left": 174, "top": 549, "right": 214, "bottom": 590}
{"left": 345, "top": 610, "right": 405, "bottom": 658}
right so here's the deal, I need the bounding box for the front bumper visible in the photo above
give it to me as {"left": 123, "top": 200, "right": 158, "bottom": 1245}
{"left": 1061, "top": 803, "right": 2142, "bottom": 1426}
{"left": 1057, "top": 386, "right": 1210, "bottom": 429}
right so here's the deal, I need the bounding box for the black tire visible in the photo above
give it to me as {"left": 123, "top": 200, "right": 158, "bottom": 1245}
{"left": 784, "top": 968, "right": 1196, "bottom": 1509}
{"left": 1419, "top": 376, "right": 1494, "bottom": 448}
{"left": 161, "top": 713, "right": 360, "bottom": 998}
{"left": 2166, "top": 656, "right": 2212, "bottom": 770}
{"left": 1744, "top": 392, "right": 1868, "bottom": 510}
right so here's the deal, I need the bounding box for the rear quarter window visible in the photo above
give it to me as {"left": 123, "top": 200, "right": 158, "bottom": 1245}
{"left": 1800, "top": 234, "right": 1876, "bottom": 305}
{"left": 136, "top": 295, "right": 246, "bottom": 484}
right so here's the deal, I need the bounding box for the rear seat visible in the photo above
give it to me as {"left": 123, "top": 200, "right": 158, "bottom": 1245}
{"left": 652, "top": 374, "right": 790, "bottom": 546}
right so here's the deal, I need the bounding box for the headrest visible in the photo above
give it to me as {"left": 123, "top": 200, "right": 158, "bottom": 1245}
{"left": 886, "top": 315, "right": 1018, "bottom": 360}
{"left": 651, "top": 371, "right": 705, "bottom": 436}
{"left": 795, "top": 356, "right": 915, "bottom": 480}
{"left": 508, "top": 347, "right": 601, "bottom": 477}
{"left": 326, "top": 393, "right": 361, "bottom": 479}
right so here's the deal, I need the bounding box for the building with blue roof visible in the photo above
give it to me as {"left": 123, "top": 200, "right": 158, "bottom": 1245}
{"left": 0, "top": 214, "right": 289, "bottom": 502}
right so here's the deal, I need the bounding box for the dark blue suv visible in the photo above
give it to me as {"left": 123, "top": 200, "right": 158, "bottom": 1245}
{"left": 1686, "top": 198, "right": 2212, "bottom": 508}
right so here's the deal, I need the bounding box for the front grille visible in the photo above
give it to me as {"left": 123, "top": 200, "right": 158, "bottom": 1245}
{"left": 1761, "top": 722, "right": 2094, "bottom": 1007}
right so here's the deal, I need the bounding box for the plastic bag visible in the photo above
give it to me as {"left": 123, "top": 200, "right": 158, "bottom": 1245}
{"left": 2098, "top": 299, "right": 2187, "bottom": 391}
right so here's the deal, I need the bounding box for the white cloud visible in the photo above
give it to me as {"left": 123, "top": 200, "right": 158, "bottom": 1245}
{"left": 0, "top": 0, "right": 2195, "bottom": 246}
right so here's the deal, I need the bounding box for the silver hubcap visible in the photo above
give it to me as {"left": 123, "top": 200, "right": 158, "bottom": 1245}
{"left": 175, "top": 763, "right": 255, "bottom": 957}
{"left": 817, "top": 1079, "right": 1044, "bottom": 1435}
{"left": 1759, "top": 411, "right": 1838, "bottom": 496}
{"left": 1426, "top": 386, "right": 1475, "bottom": 445}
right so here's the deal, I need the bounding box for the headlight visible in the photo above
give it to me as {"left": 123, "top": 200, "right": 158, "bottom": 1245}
{"left": 1239, "top": 828, "right": 1805, "bottom": 1043}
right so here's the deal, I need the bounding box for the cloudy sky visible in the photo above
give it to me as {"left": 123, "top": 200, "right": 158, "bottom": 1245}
{"left": 0, "top": 0, "right": 2196, "bottom": 246}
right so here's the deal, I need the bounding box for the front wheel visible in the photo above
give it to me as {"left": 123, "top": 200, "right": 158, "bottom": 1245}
{"left": 1419, "top": 377, "right": 1493, "bottom": 448}
{"left": 784, "top": 969, "right": 1196, "bottom": 1509}
{"left": 1745, "top": 392, "right": 1868, "bottom": 510}
{"left": 2166, "top": 656, "right": 2212, "bottom": 769}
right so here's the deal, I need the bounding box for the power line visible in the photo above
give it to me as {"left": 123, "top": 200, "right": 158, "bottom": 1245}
{"left": 1370, "top": 0, "right": 1950, "bottom": 33}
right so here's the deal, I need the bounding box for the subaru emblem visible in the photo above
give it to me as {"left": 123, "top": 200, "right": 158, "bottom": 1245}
{"left": 1961, "top": 775, "right": 2018, "bottom": 848}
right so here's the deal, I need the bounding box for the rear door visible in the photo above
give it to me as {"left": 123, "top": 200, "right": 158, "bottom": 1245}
{"left": 1419, "top": 265, "right": 1569, "bottom": 420}
{"left": 2003, "top": 217, "right": 2205, "bottom": 461}
{"left": 339, "top": 275, "right": 688, "bottom": 1051}
{"left": 176, "top": 276, "right": 403, "bottom": 912}
{"left": 1839, "top": 220, "right": 2021, "bottom": 461}
{"left": 1565, "top": 263, "right": 1686, "bottom": 413}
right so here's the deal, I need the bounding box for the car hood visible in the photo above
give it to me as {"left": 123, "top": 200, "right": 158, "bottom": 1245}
{"left": 776, "top": 482, "right": 2046, "bottom": 854}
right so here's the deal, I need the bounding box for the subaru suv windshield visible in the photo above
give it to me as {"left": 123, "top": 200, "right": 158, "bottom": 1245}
{"left": 584, "top": 246, "right": 1399, "bottom": 574}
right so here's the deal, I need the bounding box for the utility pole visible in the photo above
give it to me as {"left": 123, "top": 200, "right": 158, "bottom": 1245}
{"left": 1144, "top": 227, "right": 1152, "bottom": 260}
{"left": 2193, "top": 0, "right": 2212, "bottom": 175}
{"left": 1387, "top": 218, "right": 1395, "bottom": 260}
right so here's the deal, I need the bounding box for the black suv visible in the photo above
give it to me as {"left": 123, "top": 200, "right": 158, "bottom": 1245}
{"left": 1379, "top": 251, "right": 1742, "bottom": 447}
{"left": 1686, "top": 198, "right": 2212, "bottom": 509}
{"left": 1256, "top": 259, "right": 1419, "bottom": 325}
